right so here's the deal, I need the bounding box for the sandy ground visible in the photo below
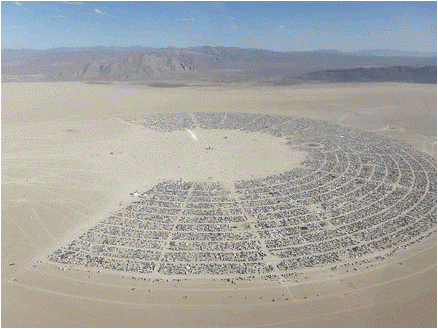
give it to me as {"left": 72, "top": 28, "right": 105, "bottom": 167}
{"left": 2, "top": 81, "right": 436, "bottom": 327}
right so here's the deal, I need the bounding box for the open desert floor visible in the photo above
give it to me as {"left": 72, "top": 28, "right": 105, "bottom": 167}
{"left": 2, "top": 81, "right": 437, "bottom": 327}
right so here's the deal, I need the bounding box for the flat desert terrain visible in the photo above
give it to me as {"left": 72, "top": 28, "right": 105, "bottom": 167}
{"left": 2, "top": 81, "right": 436, "bottom": 327}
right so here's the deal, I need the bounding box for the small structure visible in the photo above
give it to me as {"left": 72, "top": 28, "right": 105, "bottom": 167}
{"left": 130, "top": 190, "right": 139, "bottom": 197}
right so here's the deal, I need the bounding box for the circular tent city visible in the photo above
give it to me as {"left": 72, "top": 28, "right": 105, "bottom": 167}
{"left": 49, "top": 112, "right": 437, "bottom": 279}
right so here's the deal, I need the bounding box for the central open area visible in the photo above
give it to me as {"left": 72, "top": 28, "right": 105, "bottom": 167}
{"left": 132, "top": 128, "right": 308, "bottom": 184}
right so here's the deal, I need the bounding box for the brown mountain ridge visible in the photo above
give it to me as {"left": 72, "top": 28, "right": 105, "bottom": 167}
{"left": 2, "top": 46, "right": 436, "bottom": 84}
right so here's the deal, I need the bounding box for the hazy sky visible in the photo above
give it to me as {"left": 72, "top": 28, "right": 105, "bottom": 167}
{"left": 2, "top": 1, "right": 437, "bottom": 52}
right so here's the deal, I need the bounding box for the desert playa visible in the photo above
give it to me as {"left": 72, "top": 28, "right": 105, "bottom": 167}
{"left": 2, "top": 81, "right": 437, "bottom": 327}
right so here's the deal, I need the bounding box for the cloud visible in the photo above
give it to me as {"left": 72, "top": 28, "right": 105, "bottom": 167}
{"left": 51, "top": 15, "right": 67, "bottom": 19}
{"left": 61, "top": 1, "right": 83, "bottom": 5}
{"left": 176, "top": 17, "right": 195, "bottom": 22}
{"left": 230, "top": 24, "right": 237, "bottom": 29}
{"left": 279, "top": 25, "right": 285, "bottom": 29}
{"left": 11, "top": 25, "right": 25, "bottom": 30}
{"left": 13, "top": 2, "right": 22, "bottom": 5}
{"left": 93, "top": 9, "right": 105, "bottom": 15}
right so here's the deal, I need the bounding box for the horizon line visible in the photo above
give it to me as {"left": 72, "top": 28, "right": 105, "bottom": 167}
{"left": 2, "top": 45, "right": 437, "bottom": 55}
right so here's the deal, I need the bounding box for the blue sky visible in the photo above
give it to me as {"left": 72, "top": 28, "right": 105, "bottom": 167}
{"left": 1, "top": 1, "right": 437, "bottom": 52}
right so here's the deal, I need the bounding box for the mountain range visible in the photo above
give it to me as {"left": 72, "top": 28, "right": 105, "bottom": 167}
{"left": 2, "top": 46, "right": 436, "bottom": 84}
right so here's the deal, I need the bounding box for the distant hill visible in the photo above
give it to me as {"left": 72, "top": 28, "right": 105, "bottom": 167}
{"left": 1, "top": 48, "right": 200, "bottom": 81}
{"left": 2, "top": 46, "right": 436, "bottom": 83}
{"left": 314, "top": 49, "right": 437, "bottom": 58}
{"left": 0, "top": 45, "right": 153, "bottom": 59}
{"left": 296, "top": 65, "right": 437, "bottom": 84}
{"left": 348, "top": 49, "right": 437, "bottom": 58}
